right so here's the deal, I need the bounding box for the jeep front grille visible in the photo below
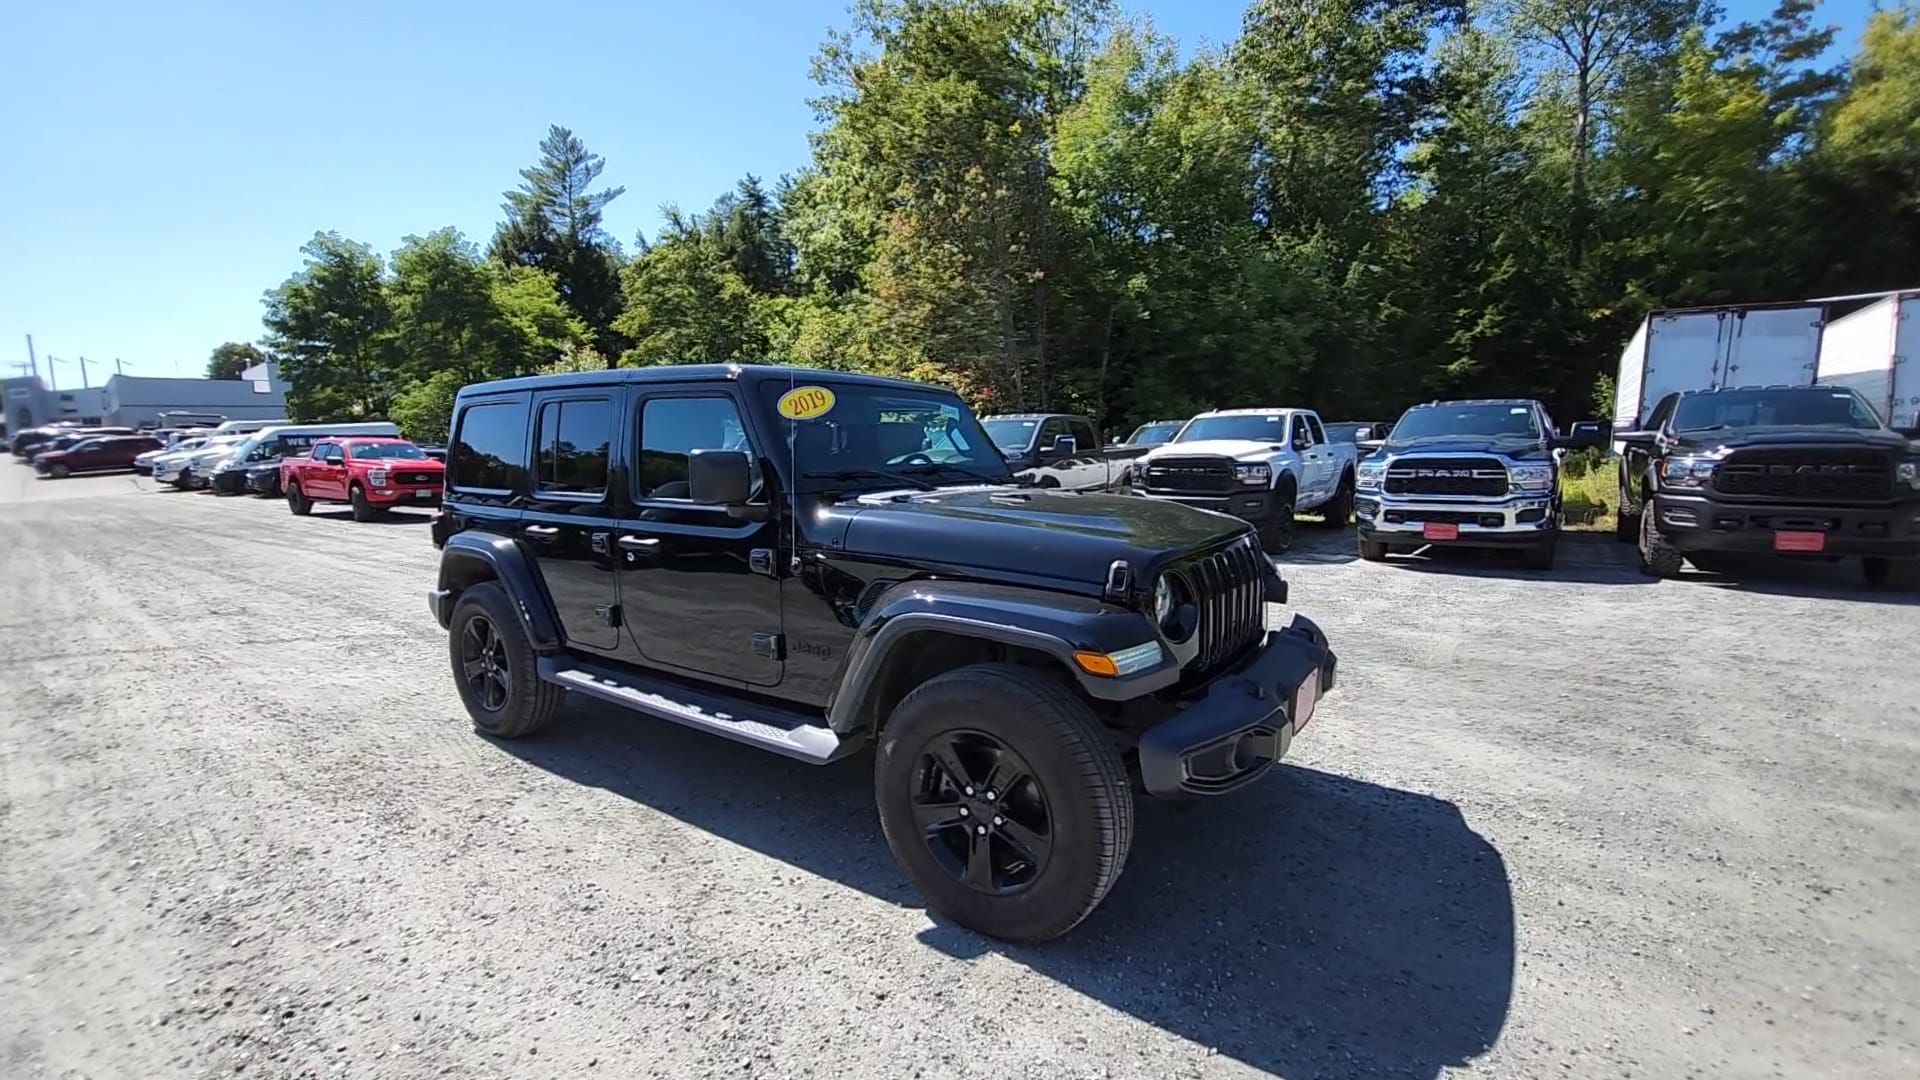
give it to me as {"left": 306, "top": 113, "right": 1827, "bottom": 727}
{"left": 1142, "top": 456, "right": 1237, "bottom": 495}
{"left": 1383, "top": 456, "right": 1508, "bottom": 497}
{"left": 1185, "top": 536, "right": 1267, "bottom": 677}
{"left": 1712, "top": 449, "right": 1893, "bottom": 501}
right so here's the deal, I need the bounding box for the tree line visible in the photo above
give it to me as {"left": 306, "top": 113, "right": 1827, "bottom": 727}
{"left": 228, "top": 0, "right": 1920, "bottom": 442}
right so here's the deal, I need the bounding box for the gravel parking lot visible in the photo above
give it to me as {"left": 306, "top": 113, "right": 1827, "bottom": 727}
{"left": 4, "top": 465, "right": 1916, "bottom": 1080}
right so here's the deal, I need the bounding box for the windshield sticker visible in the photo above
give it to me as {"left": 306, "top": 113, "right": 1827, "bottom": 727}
{"left": 1510, "top": 407, "right": 1528, "bottom": 414}
{"left": 777, "top": 385, "right": 837, "bottom": 421}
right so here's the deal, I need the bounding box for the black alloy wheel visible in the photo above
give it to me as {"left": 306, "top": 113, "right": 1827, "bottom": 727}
{"left": 911, "top": 730, "right": 1054, "bottom": 895}
{"left": 460, "top": 614, "right": 512, "bottom": 713}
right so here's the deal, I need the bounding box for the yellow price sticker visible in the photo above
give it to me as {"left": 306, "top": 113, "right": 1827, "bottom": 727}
{"left": 776, "top": 385, "right": 837, "bottom": 420}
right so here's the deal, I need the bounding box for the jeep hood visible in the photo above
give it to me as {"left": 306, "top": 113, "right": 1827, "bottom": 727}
{"left": 1142, "top": 439, "right": 1287, "bottom": 462}
{"left": 1381, "top": 434, "right": 1553, "bottom": 461}
{"left": 836, "top": 485, "right": 1249, "bottom": 584}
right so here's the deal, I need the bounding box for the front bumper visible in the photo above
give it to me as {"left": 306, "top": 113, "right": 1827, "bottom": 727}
{"left": 1650, "top": 492, "right": 1920, "bottom": 557}
{"left": 1355, "top": 490, "right": 1557, "bottom": 547}
{"left": 365, "top": 484, "right": 443, "bottom": 506}
{"left": 1136, "top": 613, "right": 1337, "bottom": 798}
{"left": 427, "top": 588, "right": 453, "bottom": 629}
{"left": 1137, "top": 487, "right": 1277, "bottom": 522}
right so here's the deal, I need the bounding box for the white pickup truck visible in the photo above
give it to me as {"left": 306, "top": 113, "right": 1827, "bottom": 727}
{"left": 1133, "top": 408, "right": 1359, "bottom": 553}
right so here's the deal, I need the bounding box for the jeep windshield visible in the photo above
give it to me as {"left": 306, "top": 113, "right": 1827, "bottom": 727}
{"left": 1673, "top": 388, "right": 1881, "bottom": 432}
{"left": 758, "top": 382, "right": 1015, "bottom": 491}
{"left": 1173, "top": 414, "right": 1289, "bottom": 443}
{"left": 1391, "top": 404, "right": 1540, "bottom": 441}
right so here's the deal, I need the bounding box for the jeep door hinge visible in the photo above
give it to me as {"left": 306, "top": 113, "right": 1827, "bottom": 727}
{"left": 752, "top": 632, "right": 785, "bottom": 660}
{"left": 596, "top": 603, "right": 622, "bottom": 628}
{"left": 749, "top": 548, "right": 777, "bottom": 576}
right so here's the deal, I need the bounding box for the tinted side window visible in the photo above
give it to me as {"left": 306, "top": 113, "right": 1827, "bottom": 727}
{"left": 1646, "top": 394, "right": 1678, "bottom": 431}
{"left": 1038, "top": 417, "right": 1068, "bottom": 448}
{"left": 1304, "top": 415, "right": 1327, "bottom": 444}
{"left": 1291, "top": 416, "right": 1312, "bottom": 447}
{"left": 535, "top": 398, "right": 613, "bottom": 497}
{"left": 451, "top": 399, "right": 529, "bottom": 492}
{"left": 1068, "top": 419, "right": 1098, "bottom": 450}
{"left": 638, "top": 396, "right": 757, "bottom": 500}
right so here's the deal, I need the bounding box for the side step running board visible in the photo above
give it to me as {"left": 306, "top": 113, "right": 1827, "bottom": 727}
{"left": 538, "top": 658, "right": 856, "bottom": 765}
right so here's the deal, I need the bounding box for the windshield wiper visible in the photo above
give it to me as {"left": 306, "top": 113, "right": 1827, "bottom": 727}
{"left": 897, "top": 462, "right": 1017, "bottom": 485}
{"left": 801, "top": 468, "right": 936, "bottom": 491}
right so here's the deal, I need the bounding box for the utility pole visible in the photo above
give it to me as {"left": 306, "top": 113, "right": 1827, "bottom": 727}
{"left": 46, "top": 356, "right": 58, "bottom": 391}
{"left": 78, "top": 356, "right": 95, "bottom": 388}
{"left": 24, "top": 334, "right": 39, "bottom": 381}
{"left": 115, "top": 358, "right": 131, "bottom": 375}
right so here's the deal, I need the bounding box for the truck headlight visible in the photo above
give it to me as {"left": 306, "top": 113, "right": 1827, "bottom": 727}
{"left": 1660, "top": 456, "right": 1716, "bottom": 490}
{"left": 368, "top": 469, "right": 389, "bottom": 486}
{"left": 1356, "top": 461, "right": 1386, "bottom": 493}
{"left": 1899, "top": 461, "right": 1919, "bottom": 490}
{"left": 1509, "top": 464, "right": 1554, "bottom": 492}
{"left": 1234, "top": 463, "right": 1270, "bottom": 485}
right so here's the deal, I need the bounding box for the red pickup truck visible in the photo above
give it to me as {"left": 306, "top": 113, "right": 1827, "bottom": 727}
{"left": 282, "top": 437, "right": 445, "bottom": 521}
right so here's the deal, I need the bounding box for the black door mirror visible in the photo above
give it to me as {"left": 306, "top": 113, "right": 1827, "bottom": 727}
{"left": 688, "top": 449, "right": 752, "bottom": 505}
{"left": 1050, "top": 434, "right": 1078, "bottom": 455}
{"left": 1615, "top": 429, "right": 1658, "bottom": 449}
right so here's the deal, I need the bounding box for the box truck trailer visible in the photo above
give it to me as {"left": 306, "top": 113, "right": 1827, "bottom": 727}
{"left": 1612, "top": 303, "right": 1827, "bottom": 445}
{"left": 1813, "top": 290, "right": 1919, "bottom": 431}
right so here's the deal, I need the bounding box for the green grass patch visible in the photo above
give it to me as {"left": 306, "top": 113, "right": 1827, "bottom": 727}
{"left": 1560, "top": 452, "right": 1615, "bottom": 532}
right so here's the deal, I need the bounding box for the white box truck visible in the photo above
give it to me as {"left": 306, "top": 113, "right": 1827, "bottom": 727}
{"left": 1612, "top": 302, "right": 1827, "bottom": 445}
{"left": 1813, "top": 290, "right": 1919, "bottom": 431}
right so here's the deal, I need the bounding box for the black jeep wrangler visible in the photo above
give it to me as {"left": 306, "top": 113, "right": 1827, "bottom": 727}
{"left": 426, "top": 364, "right": 1338, "bottom": 942}
{"left": 1617, "top": 384, "right": 1920, "bottom": 589}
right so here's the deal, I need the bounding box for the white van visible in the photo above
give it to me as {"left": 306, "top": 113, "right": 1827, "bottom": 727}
{"left": 209, "top": 418, "right": 292, "bottom": 435}
{"left": 219, "top": 422, "right": 402, "bottom": 469}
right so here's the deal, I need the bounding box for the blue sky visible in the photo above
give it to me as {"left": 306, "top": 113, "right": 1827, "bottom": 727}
{"left": 0, "top": 0, "right": 1880, "bottom": 382}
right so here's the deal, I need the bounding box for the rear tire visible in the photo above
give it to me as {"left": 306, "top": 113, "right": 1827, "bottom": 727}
{"left": 1861, "top": 557, "right": 1920, "bottom": 592}
{"left": 1359, "top": 538, "right": 1389, "bottom": 562}
{"left": 286, "top": 480, "right": 312, "bottom": 516}
{"left": 1638, "top": 505, "right": 1684, "bottom": 578}
{"left": 349, "top": 483, "right": 378, "bottom": 522}
{"left": 449, "top": 582, "right": 565, "bottom": 738}
{"left": 875, "top": 663, "right": 1133, "bottom": 943}
{"left": 1319, "top": 473, "right": 1354, "bottom": 528}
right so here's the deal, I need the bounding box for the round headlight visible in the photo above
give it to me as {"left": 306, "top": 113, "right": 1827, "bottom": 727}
{"left": 1153, "top": 575, "right": 1175, "bottom": 624}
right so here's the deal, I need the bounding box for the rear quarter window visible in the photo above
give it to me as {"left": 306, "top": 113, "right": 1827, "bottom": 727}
{"left": 450, "top": 398, "right": 530, "bottom": 492}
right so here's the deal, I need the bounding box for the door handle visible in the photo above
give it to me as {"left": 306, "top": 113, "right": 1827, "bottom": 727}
{"left": 524, "top": 525, "right": 559, "bottom": 539}
{"left": 618, "top": 535, "right": 661, "bottom": 552}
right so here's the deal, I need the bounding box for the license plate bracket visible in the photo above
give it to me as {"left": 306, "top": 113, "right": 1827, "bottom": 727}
{"left": 1422, "top": 522, "right": 1459, "bottom": 541}
{"left": 1773, "top": 530, "right": 1826, "bottom": 553}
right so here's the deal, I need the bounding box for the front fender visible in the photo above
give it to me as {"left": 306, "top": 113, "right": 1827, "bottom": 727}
{"left": 825, "top": 580, "right": 1179, "bottom": 733}
{"left": 432, "top": 531, "right": 562, "bottom": 651}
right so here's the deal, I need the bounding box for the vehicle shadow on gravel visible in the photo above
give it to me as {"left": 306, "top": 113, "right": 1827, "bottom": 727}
{"left": 1379, "top": 533, "right": 1647, "bottom": 587}
{"left": 1681, "top": 557, "right": 1920, "bottom": 607}
{"left": 309, "top": 509, "right": 434, "bottom": 527}
{"left": 500, "top": 709, "right": 1514, "bottom": 1080}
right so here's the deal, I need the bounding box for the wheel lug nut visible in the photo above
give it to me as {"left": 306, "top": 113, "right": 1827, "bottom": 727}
{"left": 992, "top": 816, "right": 1003, "bottom": 826}
{"left": 975, "top": 825, "right": 987, "bottom": 836}
{"left": 963, "top": 786, "right": 974, "bottom": 796}
{"left": 958, "top": 807, "right": 969, "bottom": 817}
{"left": 985, "top": 789, "right": 998, "bottom": 801}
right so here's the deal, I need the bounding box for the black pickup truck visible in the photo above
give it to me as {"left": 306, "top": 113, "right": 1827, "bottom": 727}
{"left": 1617, "top": 385, "right": 1920, "bottom": 588}
{"left": 427, "top": 365, "right": 1338, "bottom": 943}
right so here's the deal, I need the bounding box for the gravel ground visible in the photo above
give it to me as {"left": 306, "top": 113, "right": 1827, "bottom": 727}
{"left": 3, "top": 465, "right": 1916, "bottom": 1080}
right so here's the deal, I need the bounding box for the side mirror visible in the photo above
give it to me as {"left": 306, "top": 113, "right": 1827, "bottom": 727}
{"left": 688, "top": 448, "right": 752, "bottom": 505}
{"left": 1615, "top": 430, "right": 1658, "bottom": 449}
{"left": 1051, "top": 435, "right": 1078, "bottom": 455}
{"left": 1564, "top": 420, "right": 1607, "bottom": 450}
{"left": 1355, "top": 438, "right": 1386, "bottom": 457}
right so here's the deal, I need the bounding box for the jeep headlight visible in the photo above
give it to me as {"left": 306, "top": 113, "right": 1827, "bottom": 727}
{"left": 1356, "top": 460, "right": 1386, "bottom": 493}
{"left": 1660, "top": 456, "right": 1716, "bottom": 490}
{"left": 1509, "top": 464, "right": 1555, "bottom": 492}
{"left": 1899, "top": 461, "right": 1919, "bottom": 490}
{"left": 1234, "top": 463, "right": 1270, "bottom": 485}
{"left": 1153, "top": 575, "right": 1174, "bottom": 624}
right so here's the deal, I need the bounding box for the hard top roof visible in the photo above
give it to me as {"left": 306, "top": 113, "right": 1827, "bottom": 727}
{"left": 458, "top": 363, "right": 948, "bottom": 399}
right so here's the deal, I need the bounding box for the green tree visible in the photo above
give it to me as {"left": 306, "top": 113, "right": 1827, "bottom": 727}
{"left": 387, "top": 368, "right": 464, "bottom": 444}
{"left": 205, "top": 342, "right": 265, "bottom": 380}
{"left": 261, "top": 232, "right": 396, "bottom": 420}
{"left": 490, "top": 125, "right": 628, "bottom": 356}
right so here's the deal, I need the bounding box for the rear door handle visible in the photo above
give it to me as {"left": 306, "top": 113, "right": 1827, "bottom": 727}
{"left": 618, "top": 535, "right": 661, "bottom": 552}
{"left": 524, "top": 525, "right": 559, "bottom": 539}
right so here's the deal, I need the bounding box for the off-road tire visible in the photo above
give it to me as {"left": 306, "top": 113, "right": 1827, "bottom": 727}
{"left": 349, "top": 483, "right": 378, "bottom": 522}
{"left": 1615, "top": 478, "right": 1639, "bottom": 543}
{"left": 449, "top": 582, "right": 565, "bottom": 739}
{"left": 286, "top": 480, "right": 312, "bottom": 516}
{"left": 1258, "top": 482, "right": 1297, "bottom": 554}
{"left": 1861, "top": 557, "right": 1920, "bottom": 592}
{"left": 1638, "top": 505, "right": 1684, "bottom": 578}
{"left": 1521, "top": 535, "right": 1558, "bottom": 571}
{"left": 875, "top": 663, "right": 1133, "bottom": 943}
{"left": 1319, "top": 472, "right": 1355, "bottom": 528}
{"left": 1359, "top": 538, "right": 1389, "bottom": 562}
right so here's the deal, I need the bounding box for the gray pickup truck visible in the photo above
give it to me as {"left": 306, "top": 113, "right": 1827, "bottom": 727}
{"left": 981, "top": 412, "right": 1154, "bottom": 491}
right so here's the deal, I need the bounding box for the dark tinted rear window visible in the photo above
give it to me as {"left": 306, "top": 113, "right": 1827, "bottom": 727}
{"left": 451, "top": 398, "right": 529, "bottom": 492}
{"left": 536, "top": 398, "right": 613, "bottom": 496}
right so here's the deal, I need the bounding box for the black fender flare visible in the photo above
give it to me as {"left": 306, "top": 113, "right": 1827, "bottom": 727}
{"left": 825, "top": 580, "right": 1179, "bottom": 734}
{"left": 433, "top": 531, "right": 563, "bottom": 652}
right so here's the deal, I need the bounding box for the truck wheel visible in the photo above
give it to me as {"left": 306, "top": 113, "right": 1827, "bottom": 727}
{"left": 1521, "top": 535, "right": 1557, "bottom": 570}
{"left": 875, "top": 663, "right": 1133, "bottom": 943}
{"left": 449, "top": 582, "right": 565, "bottom": 739}
{"left": 286, "top": 480, "right": 312, "bottom": 516}
{"left": 1359, "top": 538, "right": 1389, "bottom": 562}
{"left": 1615, "top": 479, "right": 1639, "bottom": 543}
{"left": 1319, "top": 473, "right": 1354, "bottom": 528}
{"left": 47, "top": 463, "right": 69, "bottom": 479}
{"left": 349, "top": 483, "right": 378, "bottom": 522}
{"left": 172, "top": 470, "right": 192, "bottom": 491}
{"left": 1861, "top": 557, "right": 1920, "bottom": 591}
{"left": 1638, "top": 506, "right": 1684, "bottom": 578}
{"left": 1258, "top": 484, "right": 1296, "bottom": 554}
